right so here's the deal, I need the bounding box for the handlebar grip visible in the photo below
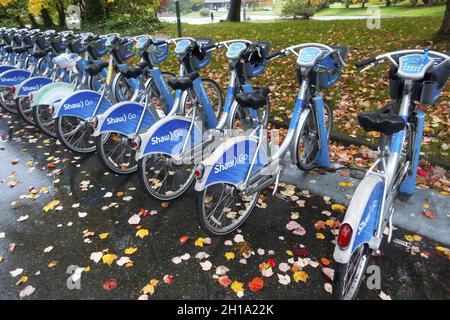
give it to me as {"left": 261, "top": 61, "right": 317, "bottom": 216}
{"left": 266, "top": 50, "right": 283, "bottom": 60}
{"left": 152, "top": 40, "right": 166, "bottom": 46}
{"left": 355, "top": 57, "right": 376, "bottom": 68}
{"left": 201, "top": 44, "right": 217, "bottom": 52}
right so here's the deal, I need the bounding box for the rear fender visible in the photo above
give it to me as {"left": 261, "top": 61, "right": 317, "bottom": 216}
{"left": 14, "top": 76, "right": 52, "bottom": 99}
{"left": 54, "top": 90, "right": 111, "bottom": 120}
{"left": 93, "top": 101, "right": 156, "bottom": 138}
{"left": 0, "top": 69, "right": 31, "bottom": 87}
{"left": 30, "top": 82, "right": 75, "bottom": 107}
{"left": 333, "top": 175, "right": 384, "bottom": 264}
{"left": 194, "top": 135, "right": 269, "bottom": 191}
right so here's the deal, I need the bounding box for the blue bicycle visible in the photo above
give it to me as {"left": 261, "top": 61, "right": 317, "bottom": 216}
{"left": 194, "top": 43, "right": 347, "bottom": 235}
{"left": 332, "top": 49, "right": 450, "bottom": 300}
{"left": 134, "top": 39, "right": 271, "bottom": 200}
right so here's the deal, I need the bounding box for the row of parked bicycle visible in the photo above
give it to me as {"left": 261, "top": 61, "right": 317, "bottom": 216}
{"left": 0, "top": 27, "right": 449, "bottom": 299}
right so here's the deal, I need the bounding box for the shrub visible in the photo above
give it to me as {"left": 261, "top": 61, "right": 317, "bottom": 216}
{"left": 199, "top": 8, "right": 210, "bottom": 17}
{"left": 281, "top": 0, "right": 320, "bottom": 19}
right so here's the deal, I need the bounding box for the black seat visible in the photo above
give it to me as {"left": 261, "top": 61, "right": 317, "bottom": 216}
{"left": 167, "top": 72, "right": 200, "bottom": 91}
{"left": 32, "top": 48, "right": 51, "bottom": 59}
{"left": 13, "top": 45, "right": 33, "bottom": 53}
{"left": 357, "top": 104, "right": 405, "bottom": 136}
{"left": 4, "top": 45, "right": 13, "bottom": 53}
{"left": 84, "top": 62, "right": 109, "bottom": 76}
{"left": 236, "top": 87, "right": 270, "bottom": 109}
{"left": 122, "top": 67, "right": 142, "bottom": 79}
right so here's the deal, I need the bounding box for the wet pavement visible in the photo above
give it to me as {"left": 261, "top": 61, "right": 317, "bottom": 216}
{"left": 0, "top": 111, "right": 449, "bottom": 300}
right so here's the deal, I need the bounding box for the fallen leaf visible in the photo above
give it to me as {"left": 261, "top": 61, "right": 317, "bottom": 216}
{"left": 102, "top": 254, "right": 118, "bottom": 266}
{"left": 218, "top": 276, "right": 231, "bottom": 287}
{"left": 225, "top": 252, "right": 235, "bottom": 260}
{"left": 99, "top": 233, "right": 109, "bottom": 240}
{"left": 103, "top": 279, "right": 118, "bottom": 291}
{"left": 293, "top": 271, "right": 309, "bottom": 283}
{"left": 423, "top": 210, "right": 437, "bottom": 220}
{"left": 124, "top": 247, "right": 138, "bottom": 255}
{"left": 248, "top": 277, "right": 264, "bottom": 292}
{"left": 19, "top": 285, "right": 35, "bottom": 298}
{"left": 136, "top": 229, "right": 149, "bottom": 239}
{"left": 16, "top": 276, "right": 28, "bottom": 286}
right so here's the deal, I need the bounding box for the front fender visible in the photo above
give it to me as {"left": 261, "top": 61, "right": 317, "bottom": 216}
{"left": 55, "top": 90, "right": 111, "bottom": 120}
{"left": 333, "top": 175, "right": 384, "bottom": 264}
{"left": 136, "top": 115, "right": 202, "bottom": 160}
{"left": 93, "top": 102, "right": 156, "bottom": 138}
{"left": 0, "top": 69, "right": 31, "bottom": 87}
{"left": 14, "top": 76, "right": 53, "bottom": 99}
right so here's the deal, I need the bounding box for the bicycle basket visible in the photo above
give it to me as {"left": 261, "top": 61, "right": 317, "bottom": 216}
{"left": 116, "top": 40, "right": 135, "bottom": 63}
{"left": 147, "top": 41, "right": 169, "bottom": 65}
{"left": 241, "top": 42, "right": 271, "bottom": 80}
{"left": 68, "top": 38, "right": 85, "bottom": 55}
{"left": 189, "top": 38, "right": 213, "bottom": 71}
{"left": 411, "top": 62, "right": 450, "bottom": 105}
{"left": 312, "top": 54, "right": 343, "bottom": 88}
{"left": 89, "top": 38, "right": 108, "bottom": 59}
{"left": 51, "top": 37, "right": 66, "bottom": 53}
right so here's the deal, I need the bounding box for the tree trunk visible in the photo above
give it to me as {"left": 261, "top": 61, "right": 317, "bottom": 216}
{"left": 28, "top": 14, "right": 39, "bottom": 28}
{"left": 439, "top": 0, "right": 450, "bottom": 35}
{"left": 56, "top": 0, "right": 66, "bottom": 27}
{"left": 386, "top": 0, "right": 391, "bottom": 7}
{"left": 15, "top": 15, "right": 25, "bottom": 28}
{"left": 227, "top": 0, "right": 242, "bottom": 22}
{"left": 345, "top": 0, "right": 350, "bottom": 8}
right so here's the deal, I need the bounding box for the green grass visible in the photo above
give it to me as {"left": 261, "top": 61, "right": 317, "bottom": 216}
{"left": 315, "top": 3, "right": 446, "bottom": 17}
{"left": 153, "top": 17, "right": 449, "bottom": 161}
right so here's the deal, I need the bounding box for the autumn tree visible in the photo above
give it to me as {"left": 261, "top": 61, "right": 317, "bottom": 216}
{"left": 227, "top": 0, "right": 242, "bottom": 21}
{"left": 439, "top": 0, "right": 449, "bottom": 35}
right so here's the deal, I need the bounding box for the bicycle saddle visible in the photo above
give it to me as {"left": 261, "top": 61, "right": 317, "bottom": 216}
{"left": 122, "top": 67, "right": 143, "bottom": 79}
{"left": 4, "top": 45, "right": 13, "bottom": 53}
{"left": 357, "top": 104, "right": 405, "bottom": 136}
{"left": 32, "top": 48, "right": 52, "bottom": 59}
{"left": 236, "top": 87, "right": 270, "bottom": 109}
{"left": 167, "top": 72, "right": 200, "bottom": 91}
{"left": 13, "top": 45, "right": 33, "bottom": 53}
{"left": 85, "top": 61, "right": 109, "bottom": 76}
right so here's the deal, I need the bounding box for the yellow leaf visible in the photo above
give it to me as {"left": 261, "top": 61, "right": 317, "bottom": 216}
{"left": 99, "top": 233, "right": 109, "bottom": 240}
{"left": 225, "top": 252, "right": 235, "bottom": 260}
{"left": 286, "top": 250, "right": 293, "bottom": 256}
{"left": 331, "top": 204, "right": 346, "bottom": 214}
{"left": 39, "top": 187, "right": 48, "bottom": 194}
{"left": 102, "top": 254, "right": 118, "bottom": 265}
{"left": 48, "top": 260, "right": 58, "bottom": 268}
{"left": 142, "top": 284, "right": 155, "bottom": 295}
{"left": 124, "top": 247, "right": 138, "bottom": 255}
{"left": 46, "top": 156, "right": 54, "bottom": 161}
{"left": 412, "top": 235, "right": 422, "bottom": 242}
{"left": 194, "top": 237, "right": 205, "bottom": 247}
{"left": 325, "top": 219, "right": 335, "bottom": 228}
{"left": 16, "top": 276, "right": 28, "bottom": 286}
{"left": 149, "top": 279, "right": 159, "bottom": 286}
{"left": 231, "top": 281, "right": 244, "bottom": 293}
{"left": 293, "top": 271, "right": 309, "bottom": 283}
{"left": 136, "top": 229, "right": 149, "bottom": 239}
{"left": 316, "top": 233, "right": 325, "bottom": 240}
{"left": 84, "top": 266, "right": 91, "bottom": 272}
{"left": 423, "top": 203, "right": 430, "bottom": 209}
{"left": 43, "top": 200, "right": 60, "bottom": 212}
{"left": 404, "top": 235, "right": 414, "bottom": 241}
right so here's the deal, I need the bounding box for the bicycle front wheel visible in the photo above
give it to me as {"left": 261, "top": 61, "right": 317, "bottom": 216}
{"left": 138, "top": 153, "right": 196, "bottom": 201}
{"left": 55, "top": 116, "right": 96, "bottom": 153}
{"left": 294, "top": 102, "right": 332, "bottom": 170}
{"left": 197, "top": 183, "right": 260, "bottom": 236}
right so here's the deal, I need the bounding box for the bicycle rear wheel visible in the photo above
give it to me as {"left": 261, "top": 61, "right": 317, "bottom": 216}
{"left": 197, "top": 183, "right": 260, "bottom": 236}
{"left": 16, "top": 96, "right": 35, "bottom": 125}
{"left": 0, "top": 87, "right": 18, "bottom": 114}
{"left": 33, "top": 104, "right": 57, "bottom": 138}
{"left": 138, "top": 153, "right": 195, "bottom": 200}
{"left": 96, "top": 133, "right": 138, "bottom": 175}
{"left": 55, "top": 116, "right": 96, "bottom": 153}
{"left": 333, "top": 245, "right": 370, "bottom": 300}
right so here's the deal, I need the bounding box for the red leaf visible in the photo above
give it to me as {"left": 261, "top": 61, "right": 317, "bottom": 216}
{"left": 423, "top": 210, "right": 437, "bottom": 221}
{"left": 267, "top": 258, "right": 276, "bottom": 268}
{"left": 102, "top": 278, "right": 118, "bottom": 291}
{"left": 218, "top": 276, "right": 231, "bottom": 287}
{"left": 179, "top": 235, "right": 189, "bottom": 244}
{"left": 417, "top": 168, "right": 428, "bottom": 177}
{"left": 294, "top": 249, "right": 309, "bottom": 257}
{"left": 248, "top": 277, "right": 264, "bottom": 292}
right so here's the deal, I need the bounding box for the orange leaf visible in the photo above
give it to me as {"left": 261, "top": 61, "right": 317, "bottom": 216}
{"left": 218, "top": 276, "right": 231, "bottom": 287}
{"left": 423, "top": 210, "right": 437, "bottom": 221}
{"left": 321, "top": 258, "right": 330, "bottom": 266}
{"left": 248, "top": 277, "right": 264, "bottom": 292}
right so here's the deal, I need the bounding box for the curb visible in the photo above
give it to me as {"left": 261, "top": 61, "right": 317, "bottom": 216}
{"left": 269, "top": 118, "right": 450, "bottom": 170}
